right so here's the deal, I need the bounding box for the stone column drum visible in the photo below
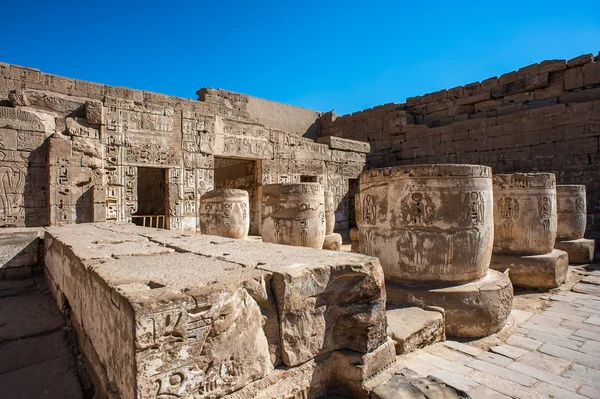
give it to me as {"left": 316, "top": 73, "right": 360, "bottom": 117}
{"left": 492, "top": 173, "right": 557, "bottom": 255}
{"left": 490, "top": 173, "right": 568, "bottom": 288}
{"left": 261, "top": 183, "right": 326, "bottom": 249}
{"left": 199, "top": 189, "right": 250, "bottom": 239}
{"left": 555, "top": 185, "right": 595, "bottom": 263}
{"left": 325, "top": 191, "right": 336, "bottom": 235}
{"left": 359, "top": 164, "right": 494, "bottom": 284}
{"left": 358, "top": 164, "right": 513, "bottom": 338}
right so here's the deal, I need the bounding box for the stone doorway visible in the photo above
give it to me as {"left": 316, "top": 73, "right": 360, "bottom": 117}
{"left": 132, "top": 167, "right": 168, "bottom": 228}
{"left": 214, "top": 157, "right": 260, "bottom": 234}
{"left": 348, "top": 178, "right": 359, "bottom": 229}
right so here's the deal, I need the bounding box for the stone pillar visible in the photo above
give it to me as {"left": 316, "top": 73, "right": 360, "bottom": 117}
{"left": 261, "top": 183, "right": 326, "bottom": 249}
{"left": 554, "top": 185, "right": 595, "bottom": 264}
{"left": 490, "top": 173, "right": 569, "bottom": 289}
{"left": 199, "top": 189, "right": 250, "bottom": 239}
{"left": 322, "top": 190, "right": 342, "bottom": 251}
{"left": 358, "top": 164, "right": 513, "bottom": 338}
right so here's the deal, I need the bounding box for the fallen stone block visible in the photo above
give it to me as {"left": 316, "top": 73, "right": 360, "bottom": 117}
{"left": 555, "top": 238, "right": 595, "bottom": 264}
{"left": 386, "top": 307, "right": 445, "bottom": 354}
{"left": 491, "top": 249, "right": 569, "bottom": 289}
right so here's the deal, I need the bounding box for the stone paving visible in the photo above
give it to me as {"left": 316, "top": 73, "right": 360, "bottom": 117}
{"left": 0, "top": 274, "right": 84, "bottom": 399}
{"left": 394, "top": 264, "right": 600, "bottom": 399}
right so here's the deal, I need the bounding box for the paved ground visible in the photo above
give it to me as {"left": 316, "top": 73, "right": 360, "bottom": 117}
{"left": 394, "top": 263, "right": 600, "bottom": 399}
{"left": 0, "top": 274, "right": 85, "bottom": 399}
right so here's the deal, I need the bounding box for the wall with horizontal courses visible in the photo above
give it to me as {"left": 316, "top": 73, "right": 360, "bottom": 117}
{"left": 320, "top": 52, "right": 600, "bottom": 234}
{"left": 0, "top": 63, "right": 367, "bottom": 231}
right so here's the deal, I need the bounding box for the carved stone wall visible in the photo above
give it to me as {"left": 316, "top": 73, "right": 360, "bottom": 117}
{"left": 320, "top": 52, "right": 600, "bottom": 233}
{"left": 0, "top": 62, "right": 369, "bottom": 232}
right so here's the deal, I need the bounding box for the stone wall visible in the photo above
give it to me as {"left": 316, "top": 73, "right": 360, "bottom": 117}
{"left": 0, "top": 63, "right": 368, "bottom": 232}
{"left": 321, "top": 53, "right": 600, "bottom": 233}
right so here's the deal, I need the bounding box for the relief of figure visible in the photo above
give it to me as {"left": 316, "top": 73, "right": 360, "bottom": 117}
{"left": 465, "top": 192, "right": 485, "bottom": 225}
{"left": 575, "top": 196, "right": 585, "bottom": 214}
{"left": 363, "top": 194, "right": 376, "bottom": 222}
{"left": 497, "top": 197, "right": 519, "bottom": 240}
{"left": 539, "top": 196, "right": 552, "bottom": 235}
{"left": 401, "top": 192, "right": 435, "bottom": 225}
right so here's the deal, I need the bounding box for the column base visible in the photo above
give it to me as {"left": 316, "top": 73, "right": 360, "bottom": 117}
{"left": 491, "top": 249, "right": 569, "bottom": 289}
{"left": 555, "top": 238, "right": 595, "bottom": 264}
{"left": 386, "top": 270, "right": 513, "bottom": 338}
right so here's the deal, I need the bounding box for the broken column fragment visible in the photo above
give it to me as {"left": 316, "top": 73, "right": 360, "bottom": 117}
{"left": 44, "top": 223, "right": 392, "bottom": 398}
{"left": 554, "top": 185, "right": 595, "bottom": 264}
{"left": 260, "top": 183, "right": 326, "bottom": 248}
{"left": 199, "top": 188, "right": 250, "bottom": 239}
{"left": 490, "top": 173, "right": 569, "bottom": 289}
{"left": 358, "top": 164, "right": 513, "bottom": 337}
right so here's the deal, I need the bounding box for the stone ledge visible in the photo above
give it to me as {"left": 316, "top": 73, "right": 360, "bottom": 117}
{"left": 555, "top": 238, "right": 596, "bottom": 264}
{"left": 491, "top": 249, "right": 569, "bottom": 289}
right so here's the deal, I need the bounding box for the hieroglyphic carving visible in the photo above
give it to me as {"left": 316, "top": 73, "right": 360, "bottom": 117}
{"left": 465, "top": 192, "right": 485, "bottom": 225}
{"left": 492, "top": 173, "right": 556, "bottom": 189}
{"left": 497, "top": 197, "right": 520, "bottom": 239}
{"left": 0, "top": 165, "right": 25, "bottom": 226}
{"left": 539, "top": 196, "right": 553, "bottom": 234}
{"left": 400, "top": 192, "right": 436, "bottom": 225}
{"left": 363, "top": 194, "right": 376, "bottom": 223}
{"left": 124, "top": 166, "right": 137, "bottom": 217}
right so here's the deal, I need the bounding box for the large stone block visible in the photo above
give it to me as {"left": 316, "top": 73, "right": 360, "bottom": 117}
{"left": 491, "top": 249, "right": 569, "bottom": 289}
{"left": 44, "top": 223, "right": 389, "bottom": 398}
{"left": 555, "top": 238, "right": 595, "bottom": 264}
{"left": 0, "top": 228, "right": 44, "bottom": 279}
{"left": 556, "top": 185, "right": 587, "bottom": 240}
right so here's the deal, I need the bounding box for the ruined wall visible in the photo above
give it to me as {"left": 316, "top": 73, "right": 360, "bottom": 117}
{"left": 0, "top": 63, "right": 367, "bottom": 232}
{"left": 321, "top": 53, "right": 600, "bottom": 233}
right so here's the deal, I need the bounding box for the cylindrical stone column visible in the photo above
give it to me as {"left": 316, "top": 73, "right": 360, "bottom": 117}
{"left": 493, "top": 173, "right": 557, "bottom": 255}
{"left": 556, "top": 185, "right": 586, "bottom": 240}
{"left": 325, "top": 191, "right": 336, "bottom": 235}
{"left": 199, "top": 189, "right": 250, "bottom": 239}
{"left": 261, "top": 183, "right": 326, "bottom": 248}
{"left": 358, "top": 164, "right": 494, "bottom": 284}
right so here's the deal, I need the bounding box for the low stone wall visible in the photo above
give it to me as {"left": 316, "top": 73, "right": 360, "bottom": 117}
{"left": 44, "top": 223, "right": 394, "bottom": 398}
{"left": 0, "top": 227, "right": 44, "bottom": 279}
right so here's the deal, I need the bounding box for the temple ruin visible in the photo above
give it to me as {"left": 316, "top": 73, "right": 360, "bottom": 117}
{"left": 1, "top": 52, "right": 599, "bottom": 398}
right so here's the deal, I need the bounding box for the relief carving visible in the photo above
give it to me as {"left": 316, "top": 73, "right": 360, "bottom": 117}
{"left": 400, "top": 192, "right": 435, "bottom": 225}
{"left": 465, "top": 192, "right": 485, "bottom": 225}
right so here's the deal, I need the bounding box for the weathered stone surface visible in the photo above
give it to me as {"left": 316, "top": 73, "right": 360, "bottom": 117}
{"left": 555, "top": 238, "right": 595, "bottom": 264}
{"left": 556, "top": 185, "right": 587, "bottom": 240}
{"left": 85, "top": 99, "right": 104, "bottom": 124}
{"left": 325, "top": 190, "right": 335, "bottom": 235}
{"left": 0, "top": 228, "right": 44, "bottom": 279}
{"left": 44, "top": 223, "right": 389, "bottom": 398}
{"left": 493, "top": 173, "right": 557, "bottom": 255}
{"left": 323, "top": 233, "right": 342, "bottom": 251}
{"left": 358, "top": 164, "right": 494, "bottom": 284}
{"left": 261, "top": 183, "right": 326, "bottom": 248}
{"left": 317, "top": 135, "right": 371, "bottom": 153}
{"left": 199, "top": 189, "right": 250, "bottom": 239}
{"left": 491, "top": 249, "right": 569, "bottom": 289}
{"left": 386, "top": 307, "right": 444, "bottom": 354}
{"left": 387, "top": 270, "right": 513, "bottom": 337}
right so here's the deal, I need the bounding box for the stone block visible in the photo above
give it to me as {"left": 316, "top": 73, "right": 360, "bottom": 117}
{"left": 316, "top": 135, "right": 370, "bottom": 153}
{"left": 555, "top": 238, "right": 595, "bottom": 264}
{"left": 565, "top": 66, "right": 585, "bottom": 90}
{"left": 85, "top": 99, "right": 104, "bottom": 124}
{"left": 386, "top": 270, "right": 513, "bottom": 338}
{"left": 567, "top": 54, "right": 595, "bottom": 68}
{"left": 490, "top": 249, "right": 569, "bottom": 289}
{"left": 386, "top": 307, "right": 444, "bottom": 354}
{"left": 322, "top": 233, "right": 342, "bottom": 251}
{"left": 0, "top": 228, "right": 44, "bottom": 279}
{"left": 539, "top": 59, "right": 567, "bottom": 73}
{"left": 583, "top": 62, "right": 600, "bottom": 87}
{"left": 44, "top": 223, "right": 389, "bottom": 398}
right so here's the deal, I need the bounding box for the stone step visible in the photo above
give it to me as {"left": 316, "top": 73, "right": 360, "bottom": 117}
{"left": 371, "top": 370, "right": 468, "bottom": 399}
{"left": 386, "top": 307, "right": 445, "bottom": 355}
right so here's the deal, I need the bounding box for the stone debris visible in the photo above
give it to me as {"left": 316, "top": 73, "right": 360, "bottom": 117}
{"left": 386, "top": 307, "right": 445, "bottom": 355}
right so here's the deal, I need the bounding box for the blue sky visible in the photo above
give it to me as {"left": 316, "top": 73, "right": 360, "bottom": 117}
{"left": 2, "top": 1, "right": 599, "bottom": 115}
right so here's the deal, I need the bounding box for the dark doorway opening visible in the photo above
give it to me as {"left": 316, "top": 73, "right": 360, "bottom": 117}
{"left": 300, "top": 175, "right": 318, "bottom": 183}
{"left": 348, "top": 178, "right": 359, "bottom": 229}
{"left": 214, "top": 157, "right": 260, "bottom": 235}
{"left": 133, "top": 167, "right": 167, "bottom": 228}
